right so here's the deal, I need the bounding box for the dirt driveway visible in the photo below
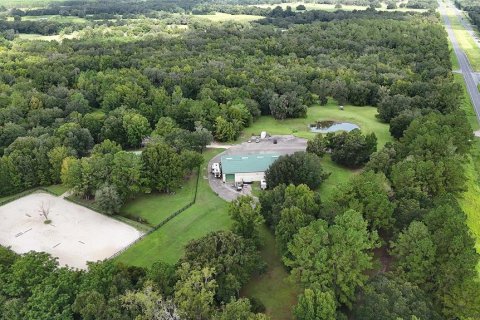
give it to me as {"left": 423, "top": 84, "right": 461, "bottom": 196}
{"left": 208, "top": 135, "right": 307, "bottom": 201}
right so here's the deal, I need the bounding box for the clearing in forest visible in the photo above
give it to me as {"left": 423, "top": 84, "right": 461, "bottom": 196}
{"left": 0, "top": 192, "right": 142, "bottom": 269}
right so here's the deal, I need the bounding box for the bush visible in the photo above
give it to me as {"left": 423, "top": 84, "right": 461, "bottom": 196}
{"left": 95, "top": 184, "right": 122, "bottom": 214}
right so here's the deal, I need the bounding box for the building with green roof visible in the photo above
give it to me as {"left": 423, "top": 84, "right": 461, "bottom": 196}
{"left": 220, "top": 153, "right": 280, "bottom": 183}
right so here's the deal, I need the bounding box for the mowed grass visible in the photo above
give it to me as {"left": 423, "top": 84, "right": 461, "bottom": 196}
{"left": 241, "top": 226, "right": 300, "bottom": 320}
{"left": 43, "top": 184, "right": 69, "bottom": 196}
{"left": 455, "top": 73, "right": 479, "bottom": 130}
{"left": 318, "top": 155, "right": 358, "bottom": 201}
{"left": 120, "top": 172, "right": 197, "bottom": 226}
{"left": 2, "top": 0, "right": 59, "bottom": 8}
{"left": 449, "top": 40, "right": 460, "bottom": 70}
{"left": 447, "top": 6, "right": 480, "bottom": 72}
{"left": 192, "top": 12, "right": 264, "bottom": 22}
{"left": 115, "top": 148, "right": 232, "bottom": 267}
{"left": 243, "top": 101, "right": 392, "bottom": 147}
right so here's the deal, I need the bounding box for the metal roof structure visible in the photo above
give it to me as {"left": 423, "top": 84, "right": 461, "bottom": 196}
{"left": 221, "top": 154, "right": 280, "bottom": 174}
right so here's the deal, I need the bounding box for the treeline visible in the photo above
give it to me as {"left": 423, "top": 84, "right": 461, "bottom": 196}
{"left": 454, "top": 0, "right": 480, "bottom": 30}
{"left": 0, "top": 19, "right": 83, "bottom": 35}
{"left": 0, "top": 10, "right": 454, "bottom": 198}
{"left": 0, "top": 202, "right": 269, "bottom": 320}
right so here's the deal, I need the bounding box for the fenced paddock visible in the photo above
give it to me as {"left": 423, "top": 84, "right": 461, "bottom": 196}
{"left": 0, "top": 192, "right": 142, "bottom": 269}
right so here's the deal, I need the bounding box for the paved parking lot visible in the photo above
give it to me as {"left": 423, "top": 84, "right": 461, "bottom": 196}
{"left": 208, "top": 135, "right": 307, "bottom": 201}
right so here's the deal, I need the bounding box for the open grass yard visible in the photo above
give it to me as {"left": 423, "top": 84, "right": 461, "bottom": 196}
{"left": 243, "top": 101, "right": 392, "bottom": 147}
{"left": 318, "top": 155, "right": 359, "bottom": 201}
{"left": 192, "top": 12, "right": 264, "bottom": 22}
{"left": 115, "top": 148, "right": 232, "bottom": 267}
{"left": 120, "top": 172, "right": 197, "bottom": 226}
{"left": 447, "top": 6, "right": 480, "bottom": 72}
{"left": 241, "top": 226, "right": 300, "bottom": 320}
{"left": 43, "top": 184, "right": 70, "bottom": 196}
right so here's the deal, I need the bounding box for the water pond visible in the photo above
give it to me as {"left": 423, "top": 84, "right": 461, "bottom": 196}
{"left": 309, "top": 121, "right": 360, "bottom": 133}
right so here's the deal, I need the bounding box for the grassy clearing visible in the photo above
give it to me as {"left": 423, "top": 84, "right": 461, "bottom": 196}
{"left": 192, "top": 12, "right": 264, "bottom": 22}
{"left": 120, "top": 172, "right": 197, "bottom": 226}
{"left": 115, "top": 148, "right": 232, "bottom": 267}
{"left": 248, "top": 2, "right": 426, "bottom": 12}
{"left": 241, "top": 226, "right": 300, "bottom": 320}
{"left": 447, "top": 6, "right": 480, "bottom": 72}
{"left": 43, "top": 184, "right": 69, "bottom": 196}
{"left": 243, "top": 101, "right": 392, "bottom": 148}
{"left": 318, "top": 155, "right": 358, "bottom": 201}
{"left": 15, "top": 32, "right": 78, "bottom": 42}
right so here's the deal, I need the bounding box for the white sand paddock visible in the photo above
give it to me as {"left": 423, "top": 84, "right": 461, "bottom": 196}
{"left": 0, "top": 192, "right": 142, "bottom": 269}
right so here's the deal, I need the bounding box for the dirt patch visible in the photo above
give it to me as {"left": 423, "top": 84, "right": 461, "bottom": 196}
{"left": 0, "top": 192, "right": 142, "bottom": 269}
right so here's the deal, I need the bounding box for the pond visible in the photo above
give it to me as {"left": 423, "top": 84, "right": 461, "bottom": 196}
{"left": 309, "top": 121, "right": 360, "bottom": 133}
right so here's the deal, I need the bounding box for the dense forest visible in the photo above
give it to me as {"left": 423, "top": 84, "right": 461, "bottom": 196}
{"left": 0, "top": 1, "right": 479, "bottom": 319}
{"left": 454, "top": 0, "right": 480, "bottom": 29}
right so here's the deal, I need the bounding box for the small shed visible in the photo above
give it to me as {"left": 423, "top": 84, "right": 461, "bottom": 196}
{"left": 221, "top": 154, "right": 280, "bottom": 183}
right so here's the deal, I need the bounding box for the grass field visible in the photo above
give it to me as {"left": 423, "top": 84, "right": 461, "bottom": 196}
{"left": 120, "top": 173, "right": 197, "bottom": 226}
{"left": 43, "top": 184, "right": 69, "bottom": 196}
{"left": 241, "top": 226, "right": 300, "bottom": 320}
{"left": 115, "top": 148, "right": 232, "bottom": 267}
{"left": 243, "top": 101, "right": 392, "bottom": 148}
{"left": 318, "top": 155, "right": 358, "bottom": 201}
{"left": 248, "top": 1, "right": 426, "bottom": 12}
{"left": 447, "top": 6, "right": 480, "bottom": 72}
{"left": 192, "top": 12, "right": 264, "bottom": 22}
{"left": 2, "top": 0, "right": 59, "bottom": 8}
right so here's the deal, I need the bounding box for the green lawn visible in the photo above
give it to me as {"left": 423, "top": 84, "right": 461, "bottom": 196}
{"left": 242, "top": 101, "right": 392, "bottom": 148}
{"left": 241, "top": 226, "right": 300, "bottom": 320}
{"left": 449, "top": 40, "right": 460, "bottom": 70}
{"left": 192, "top": 12, "right": 264, "bottom": 22}
{"left": 447, "top": 6, "right": 480, "bottom": 72}
{"left": 120, "top": 172, "right": 197, "bottom": 226}
{"left": 318, "top": 155, "right": 358, "bottom": 201}
{"left": 115, "top": 148, "right": 232, "bottom": 267}
{"left": 43, "top": 184, "right": 70, "bottom": 196}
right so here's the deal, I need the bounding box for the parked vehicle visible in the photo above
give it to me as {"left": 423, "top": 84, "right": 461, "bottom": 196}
{"left": 260, "top": 179, "right": 267, "bottom": 190}
{"left": 211, "top": 162, "right": 222, "bottom": 178}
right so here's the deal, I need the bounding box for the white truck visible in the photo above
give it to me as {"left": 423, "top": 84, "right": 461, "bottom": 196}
{"left": 211, "top": 162, "right": 222, "bottom": 178}
{"left": 260, "top": 179, "right": 267, "bottom": 190}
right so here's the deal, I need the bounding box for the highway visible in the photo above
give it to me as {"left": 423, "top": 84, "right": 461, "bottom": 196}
{"left": 439, "top": 1, "right": 480, "bottom": 124}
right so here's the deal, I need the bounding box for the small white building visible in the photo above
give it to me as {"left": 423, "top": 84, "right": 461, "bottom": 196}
{"left": 221, "top": 154, "right": 280, "bottom": 183}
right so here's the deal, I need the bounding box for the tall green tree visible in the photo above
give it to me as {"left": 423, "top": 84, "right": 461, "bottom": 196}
{"left": 293, "top": 289, "right": 336, "bottom": 320}
{"left": 228, "top": 196, "right": 264, "bottom": 242}
{"left": 284, "top": 210, "right": 379, "bottom": 308}
{"left": 174, "top": 263, "right": 217, "bottom": 320}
